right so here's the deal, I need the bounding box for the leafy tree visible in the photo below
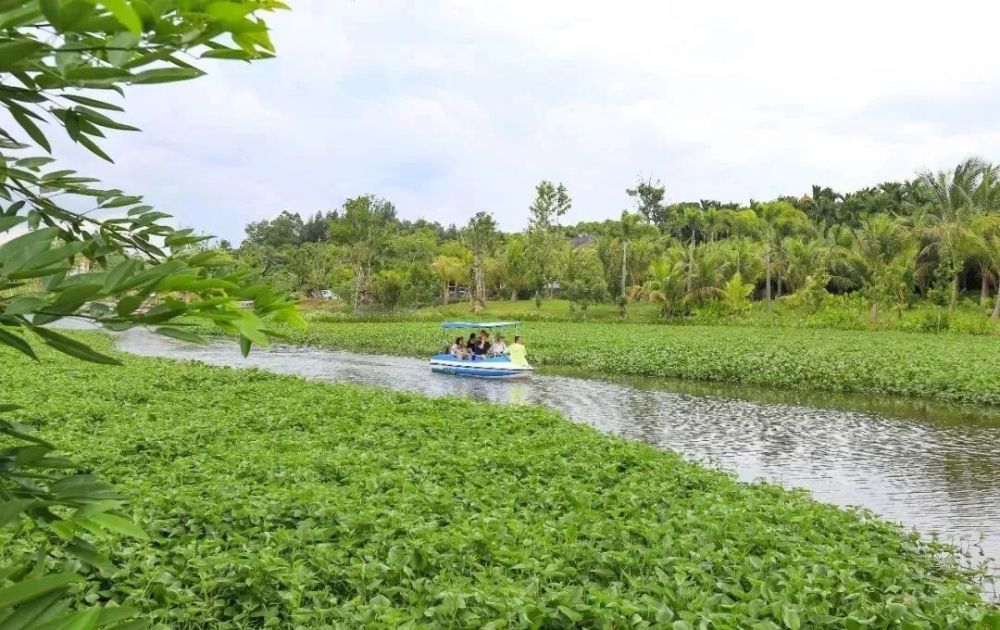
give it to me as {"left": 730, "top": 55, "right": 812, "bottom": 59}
{"left": 626, "top": 177, "right": 667, "bottom": 227}
{"left": 431, "top": 254, "right": 467, "bottom": 305}
{"left": 461, "top": 211, "right": 497, "bottom": 313}
{"left": 329, "top": 195, "right": 397, "bottom": 308}
{"left": 563, "top": 247, "right": 607, "bottom": 313}
{"left": 0, "top": 0, "right": 294, "bottom": 624}
{"left": 498, "top": 235, "right": 531, "bottom": 300}
{"left": 528, "top": 180, "right": 571, "bottom": 231}
{"left": 243, "top": 211, "right": 305, "bottom": 248}
{"left": 301, "top": 210, "right": 336, "bottom": 243}
{"left": 526, "top": 181, "right": 570, "bottom": 298}
{"left": 284, "top": 241, "right": 339, "bottom": 297}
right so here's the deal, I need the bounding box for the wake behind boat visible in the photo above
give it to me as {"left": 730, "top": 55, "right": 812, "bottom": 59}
{"left": 430, "top": 321, "right": 533, "bottom": 379}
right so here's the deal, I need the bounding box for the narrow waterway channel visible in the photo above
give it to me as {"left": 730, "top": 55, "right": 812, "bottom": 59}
{"left": 117, "top": 328, "right": 1000, "bottom": 583}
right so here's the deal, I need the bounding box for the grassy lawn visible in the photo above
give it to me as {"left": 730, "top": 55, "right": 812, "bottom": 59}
{"left": 0, "top": 339, "right": 993, "bottom": 627}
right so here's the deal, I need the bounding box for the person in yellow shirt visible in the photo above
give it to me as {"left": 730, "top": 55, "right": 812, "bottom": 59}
{"left": 507, "top": 335, "right": 529, "bottom": 366}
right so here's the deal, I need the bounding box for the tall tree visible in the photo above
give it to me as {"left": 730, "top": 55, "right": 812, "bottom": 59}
{"left": 244, "top": 211, "right": 305, "bottom": 248}
{"left": 431, "top": 255, "right": 468, "bottom": 305}
{"left": 563, "top": 247, "right": 608, "bottom": 313}
{"left": 528, "top": 180, "right": 572, "bottom": 231}
{"left": 526, "top": 181, "right": 571, "bottom": 298}
{"left": 916, "top": 158, "right": 993, "bottom": 307}
{"left": 499, "top": 236, "right": 532, "bottom": 300}
{"left": 330, "top": 196, "right": 398, "bottom": 308}
{"left": 617, "top": 211, "right": 644, "bottom": 298}
{"left": 626, "top": 177, "right": 668, "bottom": 227}
{"left": 755, "top": 201, "right": 810, "bottom": 305}
{"left": 462, "top": 211, "right": 498, "bottom": 313}
{"left": 852, "top": 215, "right": 915, "bottom": 320}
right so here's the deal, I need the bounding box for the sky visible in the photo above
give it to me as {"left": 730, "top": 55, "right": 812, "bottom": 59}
{"left": 46, "top": 0, "right": 1000, "bottom": 243}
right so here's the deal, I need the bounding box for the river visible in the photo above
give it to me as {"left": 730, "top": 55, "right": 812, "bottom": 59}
{"left": 117, "top": 328, "right": 1000, "bottom": 584}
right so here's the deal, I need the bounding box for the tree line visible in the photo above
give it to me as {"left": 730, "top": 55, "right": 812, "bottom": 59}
{"left": 231, "top": 158, "right": 1000, "bottom": 319}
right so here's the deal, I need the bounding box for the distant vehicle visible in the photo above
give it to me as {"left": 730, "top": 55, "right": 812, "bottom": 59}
{"left": 317, "top": 289, "right": 339, "bottom": 300}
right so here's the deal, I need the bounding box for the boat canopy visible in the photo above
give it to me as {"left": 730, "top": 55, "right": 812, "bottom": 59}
{"left": 440, "top": 321, "right": 520, "bottom": 329}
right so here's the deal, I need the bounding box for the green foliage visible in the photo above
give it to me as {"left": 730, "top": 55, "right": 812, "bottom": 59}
{"left": 719, "top": 272, "right": 754, "bottom": 314}
{"left": 0, "top": 341, "right": 993, "bottom": 627}
{"left": 285, "top": 319, "right": 1000, "bottom": 406}
{"left": 0, "top": 0, "right": 295, "bottom": 623}
{"left": 562, "top": 247, "right": 606, "bottom": 311}
{"left": 461, "top": 211, "right": 498, "bottom": 313}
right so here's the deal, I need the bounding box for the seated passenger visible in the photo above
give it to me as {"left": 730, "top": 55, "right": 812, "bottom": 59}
{"left": 492, "top": 335, "right": 508, "bottom": 356}
{"left": 450, "top": 336, "right": 467, "bottom": 359}
{"left": 472, "top": 330, "right": 491, "bottom": 356}
{"left": 508, "top": 335, "right": 528, "bottom": 366}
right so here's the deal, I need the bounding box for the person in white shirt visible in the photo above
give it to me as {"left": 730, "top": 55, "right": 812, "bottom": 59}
{"left": 492, "top": 335, "right": 508, "bottom": 356}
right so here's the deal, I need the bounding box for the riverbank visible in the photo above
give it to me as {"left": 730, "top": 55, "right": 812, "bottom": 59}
{"left": 265, "top": 320, "right": 1000, "bottom": 407}
{"left": 305, "top": 296, "right": 1000, "bottom": 335}
{"left": 0, "top": 337, "right": 995, "bottom": 626}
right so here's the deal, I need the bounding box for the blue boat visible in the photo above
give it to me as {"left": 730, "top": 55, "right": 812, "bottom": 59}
{"left": 430, "top": 321, "right": 533, "bottom": 379}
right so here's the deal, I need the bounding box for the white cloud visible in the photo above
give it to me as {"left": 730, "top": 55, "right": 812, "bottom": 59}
{"left": 38, "top": 0, "right": 1000, "bottom": 241}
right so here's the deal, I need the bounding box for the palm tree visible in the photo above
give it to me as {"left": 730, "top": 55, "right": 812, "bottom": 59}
{"left": 644, "top": 254, "right": 686, "bottom": 317}
{"left": 916, "top": 158, "right": 993, "bottom": 308}
{"left": 970, "top": 215, "right": 1000, "bottom": 318}
{"left": 851, "top": 215, "right": 915, "bottom": 320}
{"left": 755, "top": 201, "right": 810, "bottom": 305}
{"left": 617, "top": 211, "right": 643, "bottom": 299}
{"left": 673, "top": 206, "right": 705, "bottom": 293}
{"left": 718, "top": 272, "right": 754, "bottom": 314}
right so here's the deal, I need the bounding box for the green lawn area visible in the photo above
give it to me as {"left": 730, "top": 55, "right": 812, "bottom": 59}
{"left": 0, "top": 339, "right": 994, "bottom": 627}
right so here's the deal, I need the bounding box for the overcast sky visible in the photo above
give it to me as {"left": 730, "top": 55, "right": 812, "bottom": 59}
{"left": 50, "top": 0, "right": 1000, "bottom": 242}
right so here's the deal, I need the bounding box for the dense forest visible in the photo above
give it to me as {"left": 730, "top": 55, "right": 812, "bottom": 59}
{"left": 227, "top": 157, "right": 1000, "bottom": 320}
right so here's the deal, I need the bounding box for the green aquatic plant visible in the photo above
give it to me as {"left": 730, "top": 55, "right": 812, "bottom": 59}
{"left": 275, "top": 320, "right": 1000, "bottom": 406}
{"left": 0, "top": 339, "right": 995, "bottom": 627}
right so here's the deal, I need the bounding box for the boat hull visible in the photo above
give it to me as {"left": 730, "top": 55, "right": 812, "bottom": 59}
{"left": 429, "top": 354, "right": 532, "bottom": 379}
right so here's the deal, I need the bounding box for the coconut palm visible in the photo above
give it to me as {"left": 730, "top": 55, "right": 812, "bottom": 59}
{"left": 851, "top": 215, "right": 915, "bottom": 320}
{"left": 916, "top": 157, "right": 995, "bottom": 307}
{"left": 644, "top": 254, "right": 687, "bottom": 317}
{"left": 970, "top": 215, "right": 1000, "bottom": 318}
{"left": 617, "top": 211, "right": 644, "bottom": 298}
{"left": 754, "top": 201, "right": 811, "bottom": 304}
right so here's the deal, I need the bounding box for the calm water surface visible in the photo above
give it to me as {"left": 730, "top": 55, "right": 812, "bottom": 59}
{"left": 116, "top": 329, "right": 1000, "bottom": 578}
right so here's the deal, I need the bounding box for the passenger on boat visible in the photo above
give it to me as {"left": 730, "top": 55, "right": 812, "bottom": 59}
{"left": 450, "top": 337, "right": 467, "bottom": 359}
{"left": 492, "top": 335, "right": 508, "bottom": 356}
{"left": 472, "top": 330, "right": 491, "bottom": 356}
{"left": 466, "top": 333, "right": 477, "bottom": 352}
{"left": 508, "top": 336, "right": 528, "bottom": 366}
